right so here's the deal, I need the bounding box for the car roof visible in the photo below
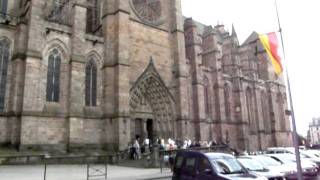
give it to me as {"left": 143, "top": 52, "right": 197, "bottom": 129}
{"left": 177, "top": 151, "right": 234, "bottom": 159}
{"left": 251, "top": 155, "right": 275, "bottom": 159}
{"left": 205, "top": 152, "right": 234, "bottom": 159}
{"left": 265, "top": 153, "right": 295, "bottom": 160}
{"left": 266, "top": 153, "right": 294, "bottom": 157}
{"left": 237, "top": 156, "right": 253, "bottom": 159}
{"left": 176, "top": 151, "right": 234, "bottom": 159}
{"left": 267, "top": 147, "right": 294, "bottom": 151}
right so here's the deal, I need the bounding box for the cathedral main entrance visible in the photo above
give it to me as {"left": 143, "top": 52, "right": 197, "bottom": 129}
{"left": 146, "top": 119, "right": 153, "bottom": 142}
{"left": 132, "top": 118, "right": 154, "bottom": 143}
{"left": 130, "top": 59, "right": 176, "bottom": 143}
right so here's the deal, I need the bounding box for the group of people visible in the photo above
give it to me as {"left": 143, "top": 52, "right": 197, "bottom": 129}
{"left": 157, "top": 138, "right": 229, "bottom": 151}
{"left": 128, "top": 137, "right": 151, "bottom": 160}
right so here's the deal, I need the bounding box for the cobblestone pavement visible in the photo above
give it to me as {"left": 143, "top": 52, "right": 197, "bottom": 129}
{"left": 0, "top": 165, "right": 172, "bottom": 180}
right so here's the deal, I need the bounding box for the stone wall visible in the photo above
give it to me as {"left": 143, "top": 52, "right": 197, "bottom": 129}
{"left": 69, "top": 117, "right": 106, "bottom": 151}
{"left": 129, "top": 21, "right": 173, "bottom": 87}
{"left": 20, "top": 116, "right": 67, "bottom": 152}
{"left": 0, "top": 117, "right": 8, "bottom": 144}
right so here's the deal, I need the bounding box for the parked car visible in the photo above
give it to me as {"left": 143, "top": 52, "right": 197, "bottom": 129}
{"left": 266, "top": 154, "right": 318, "bottom": 179}
{"left": 266, "top": 147, "right": 295, "bottom": 154}
{"left": 266, "top": 147, "right": 320, "bottom": 170}
{"left": 300, "top": 150, "right": 320, "bottom": 170}
{"left": 172, "top": 151, "right": 268, "bottom": 180}
{"left": 303, "top": 150, "right": 320, "bottom": 158}
{"left": 250, "top": 155, "right": 297, "bottom": 180}
{"left": 237, "top": 156, "right": 285, "bottom": 179}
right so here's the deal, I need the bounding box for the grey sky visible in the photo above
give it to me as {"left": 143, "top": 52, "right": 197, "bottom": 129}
{"left": 181, "top": 0, "right": 320, "bottom": 136}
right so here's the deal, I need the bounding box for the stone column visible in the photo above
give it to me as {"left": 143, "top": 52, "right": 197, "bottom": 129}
{"left": 183, "top": 18, "right": 204, "bottom": 141}
{"left": 102, "top": 0, "right": 131, "bottom": 151}
{"left": 169, "top": 0, "right": 190, "bottom": 140}
{"left": 142, "top": 118, "right": 147, "bottom": 140}
{"left": 20, "top": 0, "right": 49, "bottom": 151}
{"left": 201, "top": 26, "right": 225, "bottom": 142}
{"left": 9, "top": 20, "right": 29, "bottom": 147}
{"left": 253, "top": 85, "right": 263, "bottom": 151}
{"left": 266, "top": 81, "right": 279, "bottom": 147}
{"left": 66, "top": 0, "right": 88, "bottom": 151}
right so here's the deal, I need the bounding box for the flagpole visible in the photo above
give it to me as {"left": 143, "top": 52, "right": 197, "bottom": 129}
{"left": 275, "top": 0, "right": 303, "bottom": 179}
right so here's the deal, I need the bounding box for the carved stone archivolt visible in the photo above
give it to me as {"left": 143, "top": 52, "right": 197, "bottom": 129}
{"left": 130, "top": 58, "right": 176, "bottom": 137}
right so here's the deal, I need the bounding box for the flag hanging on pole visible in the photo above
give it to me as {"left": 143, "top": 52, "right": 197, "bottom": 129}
{"left": 259, "top": 32, "right": 283, "bottom": 75}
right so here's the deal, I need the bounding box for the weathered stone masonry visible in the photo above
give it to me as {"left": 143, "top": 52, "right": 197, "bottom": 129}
{"left": 0, "top": 0, "right": 292, "bottom": 153}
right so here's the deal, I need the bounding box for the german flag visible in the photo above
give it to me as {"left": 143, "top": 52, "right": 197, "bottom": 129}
{"left": 259, "top": 32, "right": 283, "bottom": 75}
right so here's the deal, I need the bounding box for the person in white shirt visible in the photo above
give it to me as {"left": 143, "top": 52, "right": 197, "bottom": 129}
{"left": 133, "top": 138, "right": 141, "bottom": 159}
{"left": 143, "top": 138, "right": 150, "bottom": 154}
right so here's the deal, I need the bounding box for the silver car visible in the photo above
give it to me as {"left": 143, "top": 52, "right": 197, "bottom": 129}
{"left": 250, "top": 155, "right": 297, "bottom": 179}
{"left": 237, "top": 156, "right": 285, "bottom": 180}
{"left": 267, "top": 153, "right": 318, "bottom": 179}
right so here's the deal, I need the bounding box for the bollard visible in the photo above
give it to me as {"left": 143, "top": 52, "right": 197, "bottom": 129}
{"left": 105, "top": 159, "right": 108, "bottom": 180}
{"left": 87, "top": 164, "right": 89, "bottom": 180}
{"left": 43, "top": 164, "right": 47, "bottom": 180}
{"left": 150, "top": 146, "right": 159, "bottom": 168}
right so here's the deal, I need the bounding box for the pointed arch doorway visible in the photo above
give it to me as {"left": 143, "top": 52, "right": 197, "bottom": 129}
{"left": 129, "top": 58, "right": 176, "bottom": 144}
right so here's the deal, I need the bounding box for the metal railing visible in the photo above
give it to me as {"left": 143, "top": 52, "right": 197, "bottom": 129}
{"left": 0, "top": 154, "right": 112, "bottom": 180}
{"left": 43, "top": 154, "right": 109, "bottom": 180}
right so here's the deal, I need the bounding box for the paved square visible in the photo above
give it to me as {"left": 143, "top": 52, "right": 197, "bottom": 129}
{"left": 0, "top": 165, "right": 171, "bottom": 180}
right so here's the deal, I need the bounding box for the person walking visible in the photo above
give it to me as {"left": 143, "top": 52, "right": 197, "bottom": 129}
{"left": 133, "top": 138, "right": 141, "bottom": 159}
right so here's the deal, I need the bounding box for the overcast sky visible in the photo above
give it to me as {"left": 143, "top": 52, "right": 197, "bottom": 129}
{"left": 181, "top": 0, "right": 320, "bottom": 136}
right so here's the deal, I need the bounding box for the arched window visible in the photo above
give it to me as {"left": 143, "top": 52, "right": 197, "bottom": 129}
{"left": 46, "top": 49, "right": 61, "bottom": 102}
{"left": 0, "top": 38, "right": 10, "bottom": 111}
{"left": 85, "top": 58, "right": 97, "bottom": 106}
{"left": 0, "top": 0, "right": 8, "bottom": 14}
{"left": 224, "top": 83, "right": 231, "bottom": 121}
{"left": 203, "top": 77, "right": 210, "bottom": 117}
{"left": 47, "top": 0, "right": 70, "bottom": 25}
{"left": 87, "top": 0, "right": 100, "bottom": 34}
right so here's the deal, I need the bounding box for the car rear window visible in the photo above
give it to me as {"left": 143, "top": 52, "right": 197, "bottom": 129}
{"left": 199, "top": 157, "right": 211, "bottom": 173}
{"left": 186, "top": 157, "right": 196, "bottom": 167}
{"left": 211, "top": 157, "right": 244, "bottom": 174}
{"left": 175, "top": 156, "right": 184, "bottom": 168}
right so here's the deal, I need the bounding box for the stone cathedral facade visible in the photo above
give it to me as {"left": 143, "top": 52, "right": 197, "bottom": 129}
{"left": 0, "top": 0, "right": 292, "bottom": 153}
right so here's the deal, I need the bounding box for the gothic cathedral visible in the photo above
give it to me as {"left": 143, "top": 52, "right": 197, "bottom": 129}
{"left": 0, "top": 0, "right": 292, "bottom": 153}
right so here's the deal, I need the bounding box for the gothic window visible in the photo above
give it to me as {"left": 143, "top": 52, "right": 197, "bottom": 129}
{"left": 19, "top": 0, "right": 23, "bottom": 8}
{"left": 85, "top": 58, "right": 97, "bottom": 106}
{"left": 49, "top": 0, "right": 62, "bottom": 19}
{"left": 0, "top": 0, "right": 7, "bottom": 15}
{"left": 224, "top": 83, "right": 231, "bottom": 121}
{"left": 47, "top": 0, "right": 70, "bottom": 25}
{"left": 0, "top": 38, "right": 9, "bottom": 111}
{"left": 46, "top": 49, "right": 61, "bottom": 102}
{"left": 87, "top": 0, "right": 101, "bottom": 34}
